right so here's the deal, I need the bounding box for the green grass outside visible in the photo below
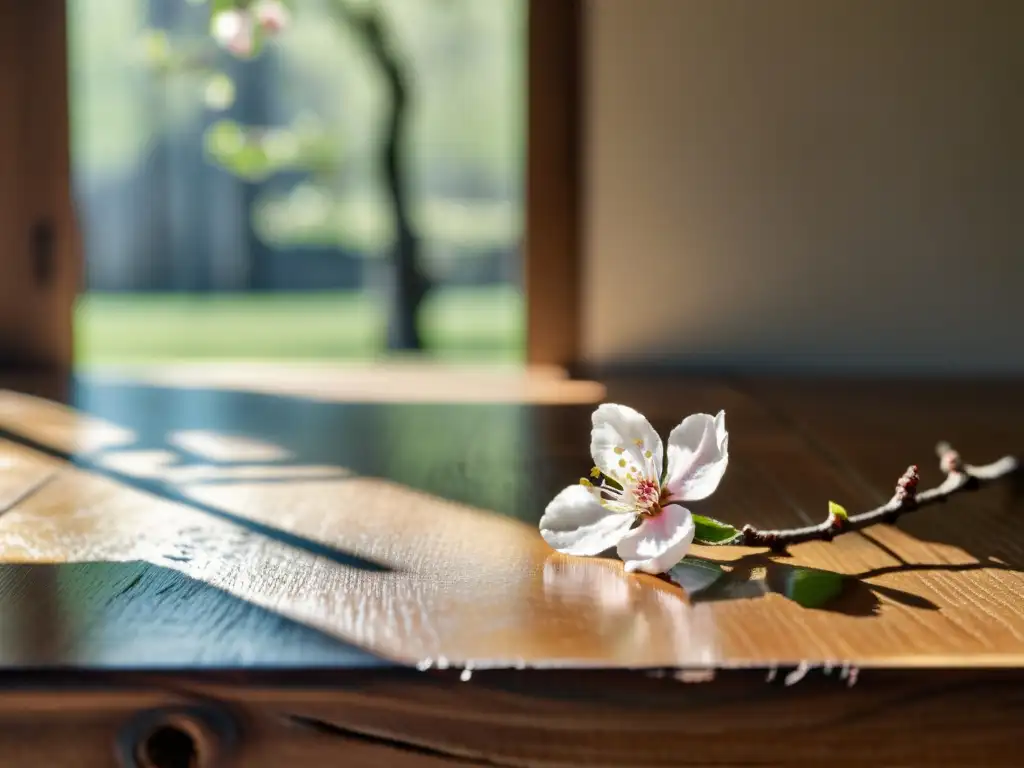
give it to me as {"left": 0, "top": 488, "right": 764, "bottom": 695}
{"left": 75, "top": 287, "right": 524, "bottom": 365}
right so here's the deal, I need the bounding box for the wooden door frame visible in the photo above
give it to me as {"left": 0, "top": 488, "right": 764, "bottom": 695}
{"left": 525, "top": 0, "right": 584, "bottom": 369}
{"left": 0, "top": 0, "right": 78, "bottom": 370}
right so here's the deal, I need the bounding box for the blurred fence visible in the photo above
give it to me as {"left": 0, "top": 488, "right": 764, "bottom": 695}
{"left": 70, "top": 0, "right": 524, "bottom": 294}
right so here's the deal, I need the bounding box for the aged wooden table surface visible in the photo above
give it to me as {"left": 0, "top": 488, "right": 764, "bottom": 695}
{"left": 0, "top": 365, "right": 1021, "bottom": 767}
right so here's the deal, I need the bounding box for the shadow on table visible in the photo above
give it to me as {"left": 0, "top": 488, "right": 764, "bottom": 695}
{"left": 65, "top": 376, "right": 579, "bottom": 527}
{"left": 690, "top": 545, "right": 1024, "bottom": 616}
{"left": 0, "top": 374, "right": 591, "bottom": 576}
{"left": 2, "top": 370, "right": 1022, "bottom": 623}
{"left": 721, "top": 376, "right": 1024, "bottom": 615}
{"left": 0, "top": 560, "right": 386, "bottom": 669}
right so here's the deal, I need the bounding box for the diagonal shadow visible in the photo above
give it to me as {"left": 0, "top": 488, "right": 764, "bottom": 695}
{"left": 691, "top": 550, "right": 1024, "bottom": 616}
{"left": 180, "top": 470, "right": 354, "bottom": 486}
{"left": 66, "top": 377, "right": 579, "bottom": 527}
{"left": 0, "top": 473, "right": 59, "bottom": 521}
{"left": 730, "top": 376, "right": 1024, "bottom": 571}
{"left": 0, "top": 560, "right": 388, "bottom": 668}
{"left": 681, "top": 554, "right": 886, "bottom": 617}
{"left": 0, "top": 424, "right": 392, "bottom": 574}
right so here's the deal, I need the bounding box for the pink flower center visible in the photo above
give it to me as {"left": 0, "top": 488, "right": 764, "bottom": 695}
{"left": 634, "top": 477, "right": 660, "bottom": 512}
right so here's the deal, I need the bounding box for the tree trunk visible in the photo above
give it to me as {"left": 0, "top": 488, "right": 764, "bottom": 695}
{"left": 337, "top": 3, "right": 430, "bottom": 351}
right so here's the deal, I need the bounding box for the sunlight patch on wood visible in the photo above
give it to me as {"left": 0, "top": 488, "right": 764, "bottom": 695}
{"left": 93, "top": 449, "right": 180, "bottom": 479}
{"left": 168, "top": 430, "right": 293, "bottom": 463}
{"left": 0, "top": 440, "right": 715, "bottom": 666}
{"left": 0, "top": 391, "right": 135, "bottom": 454}
{"left": 83, "top": 362, "right": 607, "bottom": 404}
{"left": 93, "top": 449, "right": 352, "bottom": 484}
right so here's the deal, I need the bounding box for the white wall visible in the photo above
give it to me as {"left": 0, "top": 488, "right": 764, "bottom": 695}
{"left": 583, "top": 0, "right": 1023, "bottom": 373}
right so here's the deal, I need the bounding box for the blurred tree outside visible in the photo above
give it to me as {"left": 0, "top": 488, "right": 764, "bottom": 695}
{"left": 69, "top": 0, "right": 525, "bottom": 362}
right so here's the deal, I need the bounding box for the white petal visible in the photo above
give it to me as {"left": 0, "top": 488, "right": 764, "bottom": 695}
{"left": 616, "top": 505, "right": 696, "bottom": 574}
{"left": 212, "top": 10, "right": 247, "bottom": 43}
{"left": 590, "top": 403, "right": 664, "bottom": 482}
{"left": 539, "top": 485, "right": 636, "bottom": 556}
{"left": 663, "top": 411, "right": 729, "bottom": 502}
{"left": 715, "top": 410, "right": 727, "bottom": 445}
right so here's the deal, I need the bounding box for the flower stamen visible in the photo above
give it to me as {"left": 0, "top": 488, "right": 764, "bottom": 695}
{"left": 633, "top": 477, "right": 660, "bottom": 510}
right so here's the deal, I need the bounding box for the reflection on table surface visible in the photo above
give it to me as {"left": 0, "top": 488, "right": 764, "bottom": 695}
{"left": 0, "top": 366, "right": 1021, "bottom": 671}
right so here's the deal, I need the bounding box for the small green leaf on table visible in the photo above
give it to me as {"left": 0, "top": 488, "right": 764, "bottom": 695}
{"left": 667, "top": 557, "right": 725, "bottom": 597}
{"left": 692, "top": 514, "right": 739, "bottom": 545}
{"left": 770, "top": 566, "right": 846, "bottom": 609}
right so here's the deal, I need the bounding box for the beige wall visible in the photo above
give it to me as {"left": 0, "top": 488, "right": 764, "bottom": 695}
{"left": 583, "top": 0, "right": 1023, "bottom": 373}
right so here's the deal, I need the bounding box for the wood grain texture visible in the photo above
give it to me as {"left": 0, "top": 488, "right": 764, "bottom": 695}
{"left": 2, "top": 669, "right": 1024, "bottom": 766}
{"left": 0, "top": 371, "right": 1022, "bottom": 765}
{"left": 0, "top": 374, "right": 1020, "bottom": 671}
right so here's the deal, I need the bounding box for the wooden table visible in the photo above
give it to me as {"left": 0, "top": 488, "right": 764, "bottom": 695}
{"left": 0, "top": 365, "right": 1021, "bottom": 766}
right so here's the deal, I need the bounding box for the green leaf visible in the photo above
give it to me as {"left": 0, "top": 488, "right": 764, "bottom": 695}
{"left": 666, "top": 557, "right": 725, "bottom": 597}
{"left": 235, "top": 144, "right": 271, "bottom": 179}
{"left": 828, "top": 500, "right": 848, "bottom": 521}
{"left": 210, "top": 0, "right": 241, "bottom": 15}
{"left": 692, "top": 514, "right": 739, "bottom": 545}
{"left": 771, "top": 566, "right": 846, "bottom": 609}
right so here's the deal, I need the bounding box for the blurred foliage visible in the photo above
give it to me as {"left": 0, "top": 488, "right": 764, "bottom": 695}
{"left": 207, "top": 0, "right": 298, "bottom": 59}
{"left": 254, "top": 188, "right": 520, "bottom": 254}
{"left": 68, "top": 0, "right": 525, "bottom": 255}
{"left": 204, "top": 118, "right": 340, "bottom": 181}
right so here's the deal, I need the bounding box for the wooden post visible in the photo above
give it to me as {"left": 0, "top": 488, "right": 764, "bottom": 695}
{"left": 0, "top": 0, "right": 79, "bottom": 369}
{"left": 525, "top": 0, "right": 583, "bottom": 368}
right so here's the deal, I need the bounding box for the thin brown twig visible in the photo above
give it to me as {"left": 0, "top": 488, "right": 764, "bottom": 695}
{"left": 737, "top": 442, "right": 1020, "bottom": 552}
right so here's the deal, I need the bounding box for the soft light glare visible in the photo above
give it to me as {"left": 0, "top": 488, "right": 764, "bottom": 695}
{"left": 203, "top": 73, "right": 236, "bottom": 111}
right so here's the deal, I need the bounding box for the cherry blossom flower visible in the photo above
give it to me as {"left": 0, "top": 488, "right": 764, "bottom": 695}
{"left": 253, "top": 0, "right": 291, "bottom": 34}
{"left": 212, "top": 9, "right": 254, "bottom": 57}
{"left": 539, "top": 404, "right": 729, "bottom": 574}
